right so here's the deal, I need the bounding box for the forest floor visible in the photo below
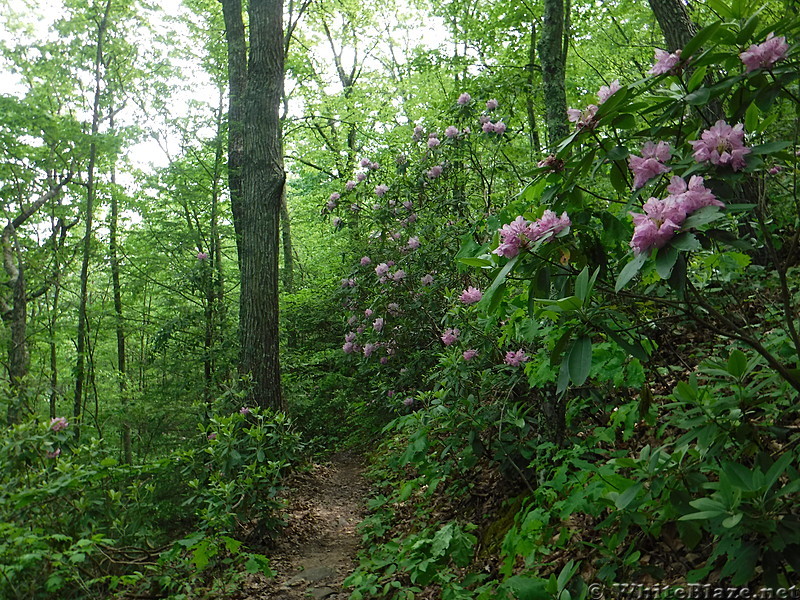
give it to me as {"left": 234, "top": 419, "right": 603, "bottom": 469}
{"left": 235, "top": 452, "right": 368, "bottom": 600}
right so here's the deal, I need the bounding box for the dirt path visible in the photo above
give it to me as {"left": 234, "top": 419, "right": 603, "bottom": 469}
{"left": 237, "top": 452, "right": 368, "bottom": 600}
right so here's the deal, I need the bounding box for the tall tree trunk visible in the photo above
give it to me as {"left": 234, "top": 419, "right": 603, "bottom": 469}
{"left": 538, "top": 0, "right": 569, "bottom": 146}
{"left": 526, "top": 21, "right": 542, "bottom": 156}
{"left": 648, "top": 0, "right": 698, "bottom": 52}
{"left": 74, "top": 0, "right": 113, "bottom": 433}
{"left": 222, "top": 0, "right": 286, "bottom": 410}
{"left": 239, "top": 0, "right": 286, "bottom": 411}
{"left": 220, "top": 0, "right": 247, "bottom": 266}
{"left": 108, "top": 124, "right": 131, "bottom": 464}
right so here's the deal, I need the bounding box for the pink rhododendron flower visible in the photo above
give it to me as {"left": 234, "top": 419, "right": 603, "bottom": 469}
{"left": 457, "top": 92, "right": 471, "bottom": 105}
{"left": 345, "top": 332, "right": 356, "bottom": 343}
{"left": 412, "top": 125, "right": 424, "bottom": 141}
{"left": 445, "top": 125, "right": 459, "bottom": 139}
{"left": 329, "top": 192, "right": 341, "bottom": 202}
{"left": 239, "top": 407, "right": 251, "bottom": 415}
{"left": 494, "top": 216, "right": 532, "bottom": 258}
{"left": 504, "top": 350, "right": 528, "bottom": 366}
{"left": 463, "top": 349, "right": 478, "bottom": 361}
{"left": 649, "top": 49, "right": 681, "bottom": 75}
{"left": 375, "top": 184, "right": 389, "bottom": 197}
{"left": 690, "top": 120, "right": 751, "bottom": 171}
{"left": 407, "top": 236, "right": 420, "bottom": 250}
{"left": 356, "top": 325, "right": 365, "bottom": 334}
{"left": 345, "top": 180, "right": 357, "bottom": 191}
{"left": 486, "top": 98, "right": 498, "bottom": 110}
{"left": 629, "top": 140, "right": 672, "bottom": 189}
{"left": 196, "top": 252, "right": 208, "bottom": 261}
{"left": 597, "top": 79, "right": 621, "bottom": 104}
{"left": 375, "top": 263, "right": 389, "bottom": 276}
{"left": 528, "top": 210, "right": 571, "bottom": 242}
{"left": 364, "top": 308, "right": 373, "bottom": 317}
{"left": 356, "top": 171, "right": 367, "bottom": 182}
{"left": 387, "top": 303, "right": 401, "bottom": 316}
{"left": 208, "top": 432, "right": 217, "bottom": 440}
{"left": 373, "top": 317, "right": 384, "bottom": 332}
{"left": 441, "top": 328, "right": 460, "bottom": 346}
{"left": 482, "top": 121, "right": 494, "bottom": 133}
{"left": 370, "top": 161, "right": 380, "bottom": 170}
{"left": 403, "top": 397, "right": 414, "bottom": 406}
{"left": 740, "top": 33, "right": 788, "bottom": 72}
{"left": 326, "top": 200, "right": 337, "bottom": 210}
{"left": 380, "top": 356, "right": 389, "bottom": 364}
{"left": 427, "top": 137, "right": 440, "bottom": 149}
{"left": 360, "top": 158, "right": 371, "bottom": 167}
{"left": 769, "top": 166, "right": 781, "bottom": 175}
{"left": 360, "top": 256, "right": 371, "bottom": 266}
{"left": 387, "top": 261, "right": 396, "bottom": 267}
{"left": 665, "top": 175, "right": 724, "bottom": 213}
{"left": 459, "top": 286, "right": 482, "bottom": 304}
{"left": 537, "top": 155, "right": 564, "bottom": 172}
{"left": 427, "top": 165, "right": 443, "bottom": 178}
{"left": 567, "top": 104, "right": 599, "bottom": 129}
{"left": 363, "top": 343, "right": 376, "bottom": 357}
{"left": 493, "top": 121, "right": 507, "bottom": 135}
{"left": 332, "top": 217, "right": 343, "bottom": 228}
{"left": 420, "top": 274, "right": 434, "bottom": 286}
{"left": 391, "top": 269, "right": 406, "bottom": 282}
{"left": 408, "top": 213, "right": 418, "bottom": 223}
{"left": 50, "top": 417, "right": 68, "bottom": 431}
{"left": 46, "top": 448, "right": 61, "bottom": 458}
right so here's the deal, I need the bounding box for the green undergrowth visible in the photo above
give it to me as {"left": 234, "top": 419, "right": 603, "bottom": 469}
{"left": 345, "top": 341, "right": 800, "bottom": 600}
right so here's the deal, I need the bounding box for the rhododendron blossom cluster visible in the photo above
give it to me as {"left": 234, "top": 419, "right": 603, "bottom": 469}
{"left": 740, "top": 33, "right": 788, "bottom": 72}
{"left": 441, "top": 328, "right": 460, "bottom": 346}
{"left": 459, "top": 286, "right": 482, "bottom": 304}
{"left": 629, "top": 141, "right": 671, "bottom": 189}
{"left": 649, "top": 49, "right": 681, "bottom": 75}
{"left": 690, "top": 120, "right": 751, "bottom": 171}
{"left": 493, "top": 211, "right": 571, "bottom": 258}
{"left": 629, "top": 176, "right": 724, "bottom": 254}
{"left": 504, "top": 350, "right": 528, "bottom": 366}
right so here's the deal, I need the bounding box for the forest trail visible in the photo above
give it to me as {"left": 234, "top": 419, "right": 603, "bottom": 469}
{"left": 237, "top": 453, "right": 368, "bottom": 600}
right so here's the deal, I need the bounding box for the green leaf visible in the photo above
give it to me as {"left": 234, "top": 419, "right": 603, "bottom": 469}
{"left": 683, "top": 22, "right": 723, "bottom": 60}
{"left": 458, "top": 257, "right": 493, "bottom": 267}
{"left": 685, "top": 88, "right": 711, "bottom": 105}
{"left": 504, "top": 576, "right": 549, "bottom": 600}
{"left": 615, "top": 252, "right": 647, "bottom": 292}
{"left": 575, "top": 267, "right": 589, "bottom": 302}
{"left": 727, "top": 349, "right": 748, "bottom": 378}
{"left": 678, "top": 510, "right": 726, "bottom": 521}
{"left": 606, "top": 145, "right": 629, "bottom": 161}
{"left": 671, "top": 232, "right": 701, "bottom": 252}
{"left": 615, "top": 482, "right": 643, "bottom": 510}
{"left": 612, "top": 114, "right": 636, "bottom": 130}
{"left": 568, "top": 336, "right": 592, "bottom": 386}
{"left": 687, "top": 66, "right": 709, "bottom": 92}
{"left": 682, "top": 206, "right": 724, "bottom": 229}
{"left": 722, "top": 513, "right": 743, "bottom": 528}
{"left": 69, "top": 552, "right": 87, "bottom": 563}
{"left": 655, "top": 245, "right": 678, "bottom": 279}
{"left": 748, "top": 140, "right": 791, "bottom": 155}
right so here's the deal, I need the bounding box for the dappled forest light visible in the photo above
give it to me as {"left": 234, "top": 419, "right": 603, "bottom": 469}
{"left": 1, "top": 0, "right": 799, "bottom": 598}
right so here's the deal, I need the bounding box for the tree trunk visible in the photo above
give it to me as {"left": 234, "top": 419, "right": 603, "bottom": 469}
{"left": 220, "top": 0, "right": 248, "bottom": 266}
{"left": 280, "top": 188, "right": 294, "bottom": 292}
{"left": 74, "top": 0, "right": 112, "bottom": 433}
{"left": 538, "top": 0, "right": 569, "bottom": 146}
{"left": 526, "top": 21, "right": 542, "bottom": 156}
{"left": 648, "top": 0, "right": 698, "bottom": 52}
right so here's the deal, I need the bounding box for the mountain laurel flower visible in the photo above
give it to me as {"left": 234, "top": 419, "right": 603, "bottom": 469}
{"left": 360, "top": 256, "right": 372, "bottom": 266}
{"left": 460, "top": 286, "right": 483, "bottom": 304}
{"left": 375, "top": 263, "right": 390, "bottom": 276}
{"left": 740, "top": 33, "right": 788, "bottom": 72}
{"left": 463, "top": 349, "right": 479, "bottom": 361}
{"left": 445, "top": 125, "right": 459, "bottom": 139}
{"left": 345, "top": 180, "right": 357, "bottom": 191}
{"left": 504, "top": 350, "right": 528, "bottom": 366}
{"left": 690, "top": 120, "right": 751, "bottom": 171}
{"left": 427, "top": 137, "right": 440, "bottom": 149}
{"left": 420, "top": 274, "right": 434, "bottom": 286}
{"left": 427, "top": 165, "right": 444, "bottom": 178}
{"left": 486, "top": 98, "right": 498, "bottom": 110}
{"left": 407, "top": 236, "right": 420, "bottom": 250}
{"left": 649, "top": 48, "right": 681, "bottom": 75}
{"left": 597, "top": 79, "right": 621, "bottom": 104}
{"left": 441, "top": 328, "right": 460, "bottom": 346}
{"left": 629, "top": 141, "right": 672, "bottom": 189}
{"left": 373, "top": 318, "right": 384, "bottom": 332}
{"left": 375, "top": 184, "right": 389, "bottom": 197}
{"left": 50, "top": 417, "right": 68, "bottom": 431}
{"left": 457, "top": 92, "right": 471, "bottom": 105}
